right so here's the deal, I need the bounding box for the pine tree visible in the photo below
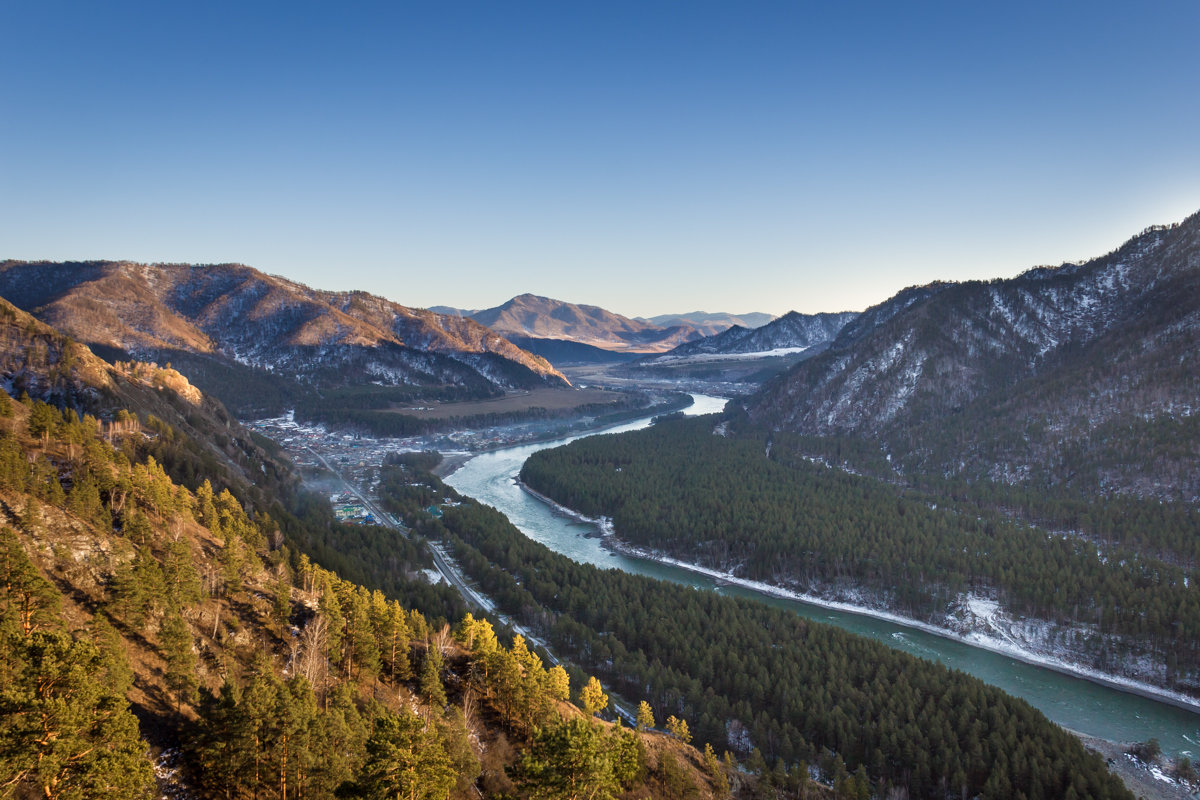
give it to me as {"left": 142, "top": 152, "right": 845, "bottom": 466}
{"left": 609, "top": 722, "right": 646, "bottom": 788}
{"left": 0, "top": 526, "right": 60, "bottom": 637}
{"left": 195, "top": 479, "right": 218, "bottom": 533}
{"left": 636, "top": 700, "right": 655, "bottom": 732}
{"left": 359, "top": 711, "right": 455, "bottom": 800}
{"left": 581, "top": 675, "right": 608, "bottom": 716}
{"left": 160, "top": 610, "right": 198, "bottom": 712}
{"left": 665, "top": 715, "right": 692, "bottom": 744}
{"left": 163, "top": 538, "right": 203, "bottom": 610}
{"left": 704, "top": 742, "right": 730, "bottom": 799}
{"left": 515, "top": 716, "right": 619, "bottom": 800}
{"left": 548, "top": 664, "right": 571, "bottom": 701}
{"left": 20, "top": 497, "right": 39, "bottom": 533}
{"left": 88, "top": 615, "right": 134, "bottom": 696}
{"left": 0, "top": 631, "right": 155, "bottom": 799}
{"left": 27, "top": 400, "right": 58, "bottom": 445}
{"left": 421, "top": 645, "right": 448, "bottom": 709}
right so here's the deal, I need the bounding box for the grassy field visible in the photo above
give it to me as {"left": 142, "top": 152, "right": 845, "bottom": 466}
{"left": 390, "top": 386, "right": 628, "bottom": 419}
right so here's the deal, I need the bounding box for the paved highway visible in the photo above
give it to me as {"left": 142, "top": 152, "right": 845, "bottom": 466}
{"left": 306, "top": 446, "right": 560, "bottom": 666}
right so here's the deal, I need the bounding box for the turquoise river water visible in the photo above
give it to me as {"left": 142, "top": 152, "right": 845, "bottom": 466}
{"left": 446, "top": 394, "right": 1200, "bottom": 758}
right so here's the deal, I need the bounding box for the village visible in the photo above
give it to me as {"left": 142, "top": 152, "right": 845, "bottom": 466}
{"left": 246, "top": 407, "right": 629, "bottom": 523}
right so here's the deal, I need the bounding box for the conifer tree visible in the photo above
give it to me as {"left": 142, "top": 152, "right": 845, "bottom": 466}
{"left": 421, "top": 645, "right": 448, "bottom": 709}
{"left": 665, "top": 715, "right": 692, "bottom": 744}
{"left": 580, "top": 676, "right": 608, "bottom": 716}
{"left": 636, "top": 700, "right": 655, "bottom": 732}
{"left": 609, "top": 722, "right": 646, "bottom": 788}
{"left": 195, "top": 479, "right": 218, "bottom": 533}
{"left": 705, "top": 742, "right": 731, "bottom": 799}
{"left": 548, "top": 664, "right": 571, "bottom": 701}
{"left": 0, "top": 526, "right": 60, "bottom": 637}
{"left": 219, "top": 532, "right": 243, "bottom": 594}
{"left": 20, "top": 496, "right": 39, "bottom": 533}
{"left": 359, "top": 711, "right": 455, "bottom": 800}
{"left": 0, "top": 631, "right": 155, "bottom": 799}
{"left": 88, "top": 614, "right": 134, "bottom": 696}
{"left": 160, "top": 610, "right": 198, "bottom": 712}
{"left": 516, "top": 716, "right": 619, "bottom": 800}
{"left": 27, "top": 400, "right": 58, "bottom": 445}
{"left": 163, "top": 537, "right": 202, "bottom": 609}
{"left": 384, "top": 601, "right": 413, "bottom": 680}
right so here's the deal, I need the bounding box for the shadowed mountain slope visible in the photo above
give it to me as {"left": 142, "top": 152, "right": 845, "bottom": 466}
{"left": 0, "top": 261, "right": 569, "bottom": 416}
{"left": 742, "top": 211, "right": 1200, "bottom": 500}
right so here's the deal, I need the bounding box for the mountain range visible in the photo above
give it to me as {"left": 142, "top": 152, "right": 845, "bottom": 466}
{"left": 643, "top": 310, "right": 858, "bottom": 363}
{"left": 0, "top": 261, "right": 568, "bottom": 416}
{"left": 743, "top": 211, "right": 1200, "bottom": 501}
{"left": 637, "top": 311, "right": 777, "bottom": 335}
{"left": 464, "top": 293, "right": 702, "bottom": 352}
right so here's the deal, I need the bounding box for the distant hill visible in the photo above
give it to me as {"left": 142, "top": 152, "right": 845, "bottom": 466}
{"left": 427, "top": 304, "right": 479, "bottom": 317}
{"left": 643, "top": 310, "right": 858, "bottom": 363}
{"left": 0, "top": 305, "right": 731, "bottom": 800}
{"left": 505, "top": 335, "right": 640, "bottom": 366}
{"left": 0, "top": 261, "right": 568, "bottom": 417}
{"left": 640, "top": 311, "right": 776, "bottom": 334}
{"left": 469, "top": 294, "right": 704, "bottom": 353}
{"left": 743, "top": 210, "right": 1200, "bottom": 501}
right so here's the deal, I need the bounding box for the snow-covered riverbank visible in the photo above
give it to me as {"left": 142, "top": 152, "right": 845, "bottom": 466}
{"left": 516, "top": 478, "right": 1200, "bottom": 715}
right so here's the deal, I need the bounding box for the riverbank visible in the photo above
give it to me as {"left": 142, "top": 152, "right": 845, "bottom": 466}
{"left": 515, "top": 478, "right": 1200, "bottom": 717}
{"left": 1075, "top": 733, "right": 1196, "bottom": 800}
{"left": 433, "top": 395, "right": 704, "bottom": 479}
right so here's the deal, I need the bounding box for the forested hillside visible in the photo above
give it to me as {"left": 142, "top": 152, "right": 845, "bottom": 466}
{"left": 521, "top": 417, "right": 1200, "bottom": 694}
{"left": 0, "top": 289, "right": 1140, "bottom": 800}
{"left": 0, "top": 356, "right": 734, "bottom": 799}
{"left": 382, "top": 463, "right": 1132, "bottom": 800}
{"left": 643, "top": 311, "right": 857, "bottom": 360}
{"left": 743, "top": 211, "right": 1200, "bottom": 502}
{"left": 0, "top": 261, "right": 568, "bottom": 421}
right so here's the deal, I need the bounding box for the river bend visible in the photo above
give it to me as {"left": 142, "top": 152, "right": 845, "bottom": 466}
{"left": 446, "top": 394, "right": 1200, "bottom": 758}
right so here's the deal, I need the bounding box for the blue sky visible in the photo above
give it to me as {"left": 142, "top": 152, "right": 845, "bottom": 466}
{"left": 2, "top": 2, "right": 1198, "bottom": 317}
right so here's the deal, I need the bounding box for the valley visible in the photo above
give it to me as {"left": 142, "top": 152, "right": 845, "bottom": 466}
{"left": 3, "top": 210, "right": 1200, "bottom": 800}
{"left": 248, "top": 382, "right": 1196, "bottom": 798}
{"left": 9, "top": 6, "right": 1200, "bottom": 798}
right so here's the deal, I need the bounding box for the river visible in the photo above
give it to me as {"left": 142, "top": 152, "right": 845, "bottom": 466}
{"left": 446, "top": 394, "right": 1200, "bottom": 758}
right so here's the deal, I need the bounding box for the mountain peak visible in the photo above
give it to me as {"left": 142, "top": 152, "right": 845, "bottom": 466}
{"left": 743, "top": 208, "right": 1200, "bottom": 500}
{"left": 470, "top": 294, "right": 705, "bottom": 352}
{"left": 0, "top": 261, "right": 570, "bottom": 415}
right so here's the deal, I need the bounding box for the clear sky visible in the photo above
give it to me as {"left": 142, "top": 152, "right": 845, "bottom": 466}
{"left": 2, "top": 1, "right": 1198, "bottom": 318}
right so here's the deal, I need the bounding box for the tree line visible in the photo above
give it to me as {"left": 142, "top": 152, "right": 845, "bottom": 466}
{"left": 521, "top": 417, "right": 1200, "bottom": 688}
{"left": 381, "top": 462, "right": 1132, "bottom": 800}
{"left": 0, "top": 388, "right": 731, "bottom": 800}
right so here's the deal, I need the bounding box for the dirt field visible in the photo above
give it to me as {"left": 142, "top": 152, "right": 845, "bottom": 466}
{"left": 391, "top": 386, "right": 628, "bottom": 419}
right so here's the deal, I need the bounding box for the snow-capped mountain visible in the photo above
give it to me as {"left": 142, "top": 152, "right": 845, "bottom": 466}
{"left": 742, "top": 210, "right": 1200, "bottom": 500}
{"left": 646, "top": 310, "right": 858, "bottom": 362}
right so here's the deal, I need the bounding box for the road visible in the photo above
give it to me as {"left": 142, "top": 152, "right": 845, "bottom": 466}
{"left": 306, "top": 446, "right": 561, "bottom": 665}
